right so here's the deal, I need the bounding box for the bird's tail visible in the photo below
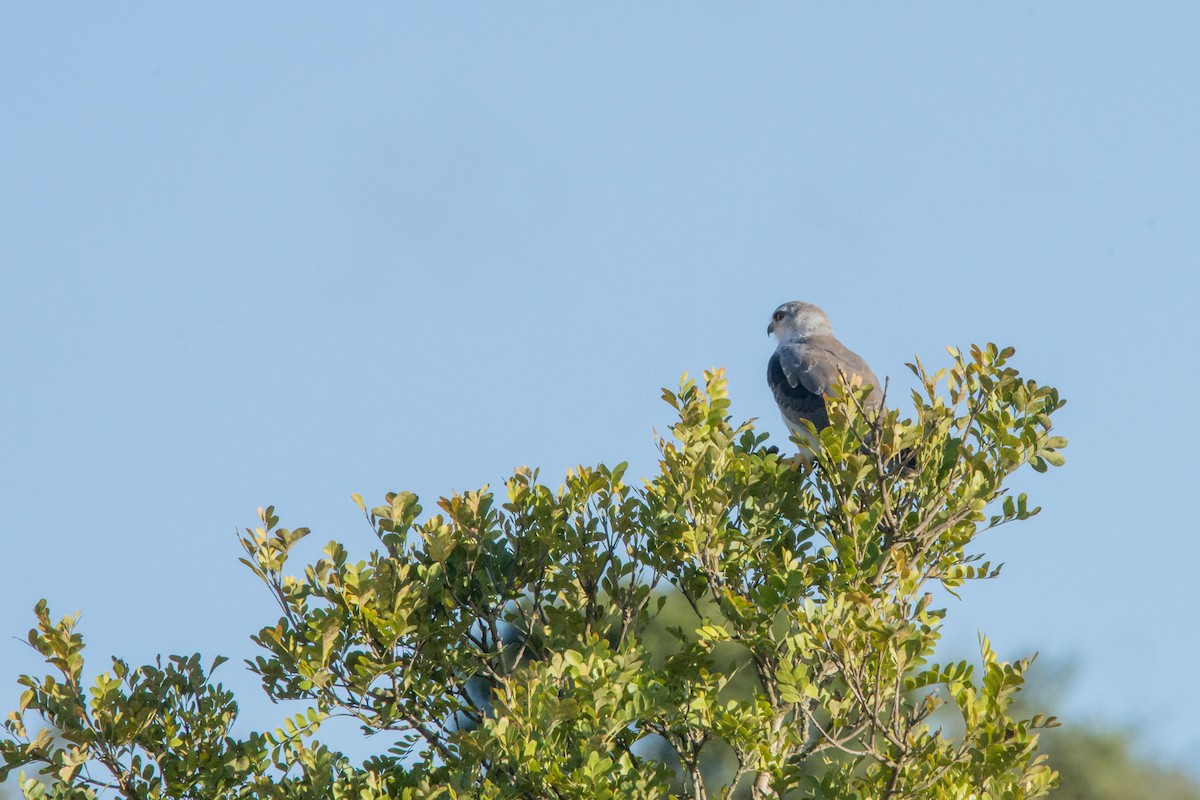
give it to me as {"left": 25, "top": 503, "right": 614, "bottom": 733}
{"left": 889, "top": 447, "right": 917, "bottom": 476}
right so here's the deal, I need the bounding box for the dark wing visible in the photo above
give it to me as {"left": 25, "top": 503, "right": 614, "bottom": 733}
{"left": 767, "top": 345, "right": 831, "bottom": 431}
{"left": 768, "top": 337, "right": 884, "bottom": 432}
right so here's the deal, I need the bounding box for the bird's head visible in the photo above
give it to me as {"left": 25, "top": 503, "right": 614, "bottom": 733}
{"left": 767, "top": 301, "right": 833, "bottom": 342}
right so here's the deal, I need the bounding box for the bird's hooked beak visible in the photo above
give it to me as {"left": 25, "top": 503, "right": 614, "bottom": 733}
{"left": 767, "top": 321, "right": 775, "bottom": 337}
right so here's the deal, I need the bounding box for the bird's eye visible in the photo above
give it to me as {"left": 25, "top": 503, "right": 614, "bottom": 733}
{"left": 773, "top": 310, "right": 785, "bottom": 322}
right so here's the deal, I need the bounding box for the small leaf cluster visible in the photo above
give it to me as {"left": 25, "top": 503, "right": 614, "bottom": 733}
{"left": 1, "top": 344, "right": 1065, "bottom": 799}
{"left": 0, "top": 602, "right": 384, "bottom": 799}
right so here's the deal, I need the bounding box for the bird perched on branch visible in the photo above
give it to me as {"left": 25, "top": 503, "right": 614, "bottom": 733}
{"left": 766, "top": 301, "right": 883, "bottom": 457}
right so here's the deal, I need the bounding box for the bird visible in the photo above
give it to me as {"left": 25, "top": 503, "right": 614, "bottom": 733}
{"left": 766, "top": 301, "right": 883, "bottom": 457}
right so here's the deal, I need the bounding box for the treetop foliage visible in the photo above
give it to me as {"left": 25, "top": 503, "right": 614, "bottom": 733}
{"left": 1, "top": 344, "right": 1066, "bottom": 799}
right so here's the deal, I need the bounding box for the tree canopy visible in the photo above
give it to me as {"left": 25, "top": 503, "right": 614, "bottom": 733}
{"left": 1, "top": 344, "right": 1067, "bottom": 799}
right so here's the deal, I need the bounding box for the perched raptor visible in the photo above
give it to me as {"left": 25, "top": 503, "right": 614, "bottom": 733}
{"left": 766, "top": 301, "right": 883, "bottom": 455}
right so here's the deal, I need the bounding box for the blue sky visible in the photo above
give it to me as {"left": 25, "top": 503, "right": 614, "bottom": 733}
{"left": 2, "top": 2, "right": 1198, "bottom": 773}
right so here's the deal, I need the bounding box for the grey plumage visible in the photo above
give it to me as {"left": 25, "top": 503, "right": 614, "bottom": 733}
{"left": 767, "top": 301, "right": 882, "bottom": 451}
